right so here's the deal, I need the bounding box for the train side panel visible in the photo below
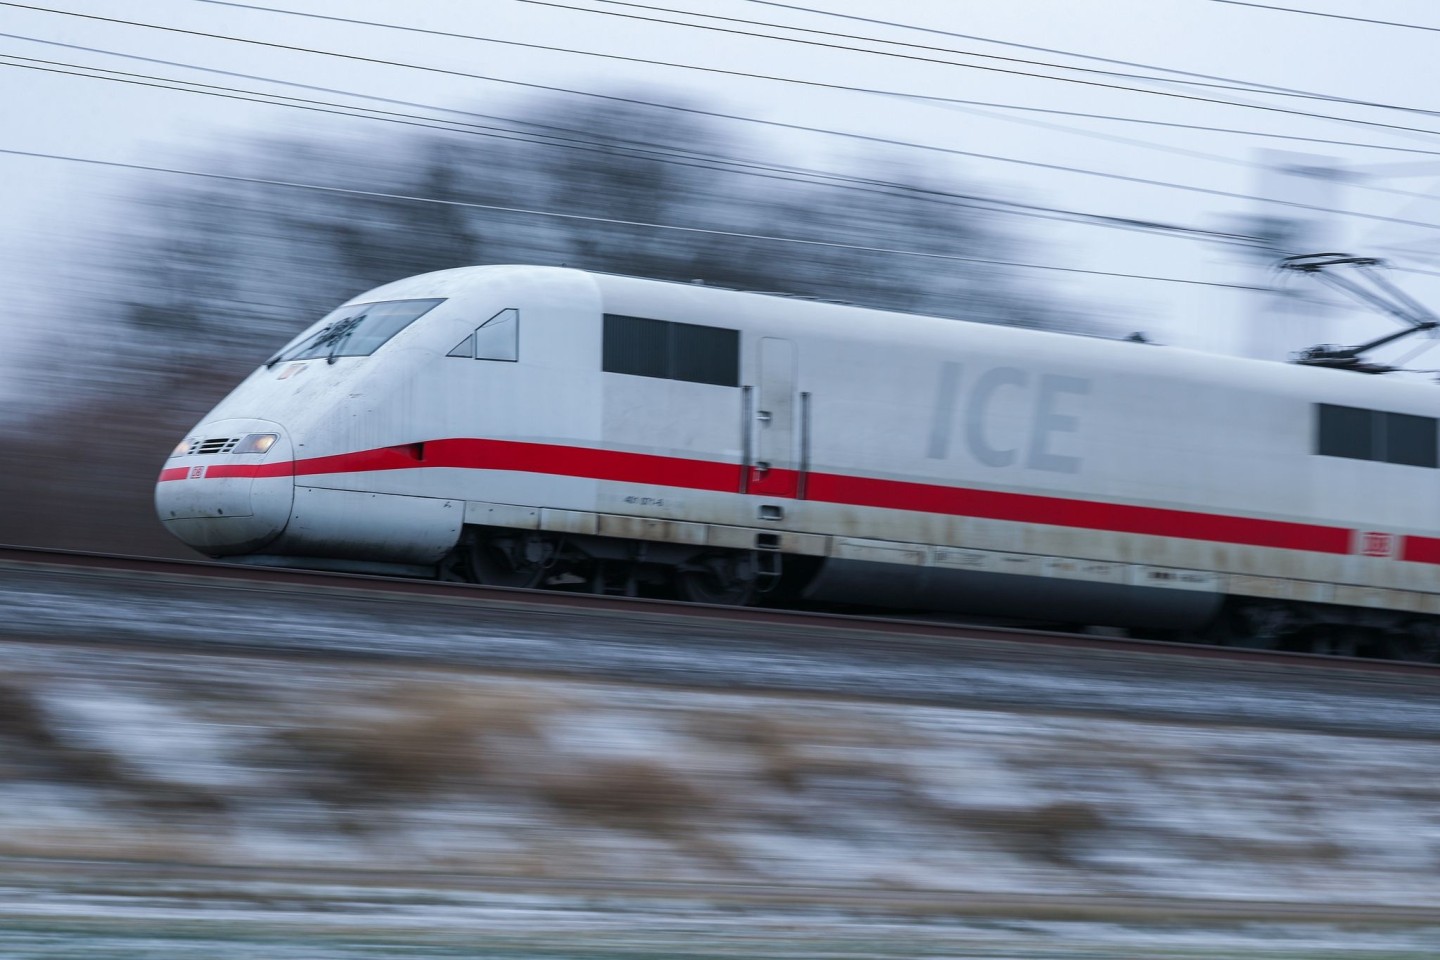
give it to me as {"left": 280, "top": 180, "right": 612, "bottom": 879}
{"left": 159, "top": 265, "right": 1440, "bottom": 627}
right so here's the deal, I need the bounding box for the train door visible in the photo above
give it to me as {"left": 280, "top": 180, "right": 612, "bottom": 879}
{"left": 749, "top": 337, "right": 802, "bottom": 498}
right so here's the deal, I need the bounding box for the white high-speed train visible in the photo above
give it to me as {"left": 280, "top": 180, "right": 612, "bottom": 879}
{"left": 157, "top": 265, "right": 1440, "bottom": 658}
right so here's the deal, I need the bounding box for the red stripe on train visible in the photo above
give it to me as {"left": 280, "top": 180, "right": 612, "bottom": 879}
{"left": 805, "top": 473, "right": 1351, "bottom": 555}
{"left": 158, "top": 438, "right": 1365, "bottom": 557}
{"left": 1401, "top": 536, "right": 1440, "bottom": 564}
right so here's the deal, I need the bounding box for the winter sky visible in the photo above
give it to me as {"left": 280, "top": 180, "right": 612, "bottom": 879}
{"left": 5, "top": 0, "right": 1440, "bottom": 404}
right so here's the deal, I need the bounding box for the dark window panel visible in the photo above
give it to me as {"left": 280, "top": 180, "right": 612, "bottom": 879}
{"left": 603, "top": 313, "right": 739, "bottom": 386}
{"left": 1384, "top": 411, "right": 1438, "bottom": 467}
{"left": 1317, "top": 404, "right": 1375, "bottom": 461}
{"left": 671, "top": 321, "right": 740, "bottom": 387}
{"left": 603, "top": 314, "right": 669, "bottom": 379}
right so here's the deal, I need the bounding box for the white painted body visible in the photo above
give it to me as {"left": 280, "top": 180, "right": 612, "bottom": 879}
{"left": 157, "top": 265, "right": 1440, "bottom": 626}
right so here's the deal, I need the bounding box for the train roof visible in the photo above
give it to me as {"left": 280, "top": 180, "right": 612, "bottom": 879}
{"left": 355, "top": 264, "right": 1440, "bottom": 411}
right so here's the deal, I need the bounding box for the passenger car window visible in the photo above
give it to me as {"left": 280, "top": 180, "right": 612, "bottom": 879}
{"left": 603, "top": 313, "right": 739, "bottom": 386}
{"left": 1385, "top": 411, "right": 1438, "bottom": 467}
{"left": 1317, "top": 404, "right": 1373, "bottom": 460}
{"left": 1316, "top": 403, "right": 1438, "bottom": 467}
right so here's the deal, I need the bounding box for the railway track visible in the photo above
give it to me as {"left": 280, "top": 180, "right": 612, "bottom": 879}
{"left": 4, "top": 544, "right": 1440, "bottom": 738}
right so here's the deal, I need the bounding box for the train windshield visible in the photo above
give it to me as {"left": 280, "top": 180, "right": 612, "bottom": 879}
{"left": 268, "top": 298, "right": 445, "bottom": 365}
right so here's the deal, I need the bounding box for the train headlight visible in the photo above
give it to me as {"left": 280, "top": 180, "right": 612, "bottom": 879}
{"left": 235, "top": 433, "right": 278, "bottom": 455}
{"left": 170, "top": 439, "right": 196, "bottom": 458}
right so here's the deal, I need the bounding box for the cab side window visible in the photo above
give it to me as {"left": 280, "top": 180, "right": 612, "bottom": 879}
{"left": 448, "top": 308, "right": 518, "bottom": 361}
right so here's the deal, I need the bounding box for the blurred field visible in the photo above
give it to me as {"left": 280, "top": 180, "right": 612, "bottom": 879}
{"left": 3, "top": 639, "right": 1439, "bottom": 910}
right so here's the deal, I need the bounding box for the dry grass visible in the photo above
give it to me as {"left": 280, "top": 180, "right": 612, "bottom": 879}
{"left": 0, "top": 677, "right": 228, "bottom": 816}
{"left": 274, "top": 682, "right": 555, "bottom": 802}
{"left": 0, "top": 677, "right": 127, "bottom": 787}
{"left": 948, "top": 801, "right": 1109, "bottom": 866}
{"left": 694, "top": 712, "right": 914, "bottom": 795}
{"left": 538, "top": 757, "right": 709, "bottom": 826}
{"left": 0, "top": 677, "right": 60, "bottom": 748}
{"left": 1, "top": 666, "right": 1406, "bottom": 888}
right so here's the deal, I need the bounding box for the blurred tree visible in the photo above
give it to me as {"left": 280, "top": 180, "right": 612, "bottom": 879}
{"left": 0, "top": 90, "right": 1095, "bottom": 555}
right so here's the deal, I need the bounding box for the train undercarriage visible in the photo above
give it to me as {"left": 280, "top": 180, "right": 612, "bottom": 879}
{"left": 442, "top": 525, "right": 1440, "bottom": 663}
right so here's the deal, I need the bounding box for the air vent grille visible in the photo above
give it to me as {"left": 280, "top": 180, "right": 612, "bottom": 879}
{"left": 194, "top": 437, "right": 240, "bottom": 455}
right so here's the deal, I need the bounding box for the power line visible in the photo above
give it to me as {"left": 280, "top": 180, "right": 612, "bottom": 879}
{"left": 207, "top": 0, "right": 1178, "bottom": 116}
{"left": 174, "top": 0, "right": 1401, "bottom": 131}
{"left": 14, "top": 0, "right": 1440, "bottom": 145}
{"left": 0, "top": 58, "right": 987, "bottom": 204}
{"left": 742, "top": 0, "right": 1326, "bottom": 100}
{"left": 192, "top": 0, "right": 1440, "bottom": 155}
{"left": 2, "top": 51, "right": 1428, "bottom": 240}
{"left": 513, "top": 0, "right": 1440, "bottom": 122}
{"left": 4, "top": 28, "right": 1285, "bottom": 227}
{"left": 0, "top": 50, "right": 1261, "bottom": 244}
{"left": 136, "top": 8, "right": 1440, "bottom": 160}
{"left": 8, "top": 8, "right": 1440, "bottom": 234}
{"left": 736, "top": 0, "right": 1440, "bottom": 159}
{"left": 922, "top": 96, "right": 1440, "bottom": 208}
{"left": 0, "top": 145, "right": 1271, "bottom": 290}
{"left": 935, "top": 108, "right": 1440, "bottom": 158}
{"left": 723, "top": 0, "right": 1440, "bottom": 124}
{"left": 203, "top": 0, "right": 1323, "bottom": 107}
{"left": 200, "top": 0, "right": 1440, "bottom": 133}
{"left": 1205, "top": 0, "right": 1440, "bottom": 33}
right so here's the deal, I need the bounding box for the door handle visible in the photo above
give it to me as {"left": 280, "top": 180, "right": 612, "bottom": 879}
{"left": 756, "top": 410, "right": 772, "bottom": 424}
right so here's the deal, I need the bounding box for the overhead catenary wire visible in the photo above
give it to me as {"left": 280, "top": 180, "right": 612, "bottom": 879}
{"left": 741, "top": 0, "right": 1335, "bottom": 99}
{"left": 15, "top": 39, "right": 1440, "bottom": 237}
{"left": 12, "top": 2, "right": 1440, "bottom": 283}
{"left": 1204, "top": 0, "right": 1440, "bottom": 33}
{"left": 0, "top": 51, "right": 1262, "bottom": 245}
{"left": 0, "top": 145, "right": 1274, "bottom": 291}
{"left": 11, "top": 1, "right": 1440, "bottom": 143}
{"left": 509, "top": 0, "right": 1440, "bottom": 121}
{"left": 201, "top": 0, "right": 1355, "bottom": 110}
{"left": 181, "top": 0, "right": 1440, "bottom": 157}
{"left": 10, "top": 44, "right": 1440, "bottom": 239}
{"left": 10, "top": 6, "right": 1440, "bottom": 235}
{"left": 627, "top": 0, "right": 1440, "bottom": 123}
{"left": 735, "top": 0, "right": 1440, "bottom": 159}
{"left": 916, "top": 95, "right": 1440, "bottom": 208}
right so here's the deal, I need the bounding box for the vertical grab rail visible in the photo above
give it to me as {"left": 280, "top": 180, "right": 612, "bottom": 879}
{"left": 798, "top": 391, "right": 812, "bottom": 500}
{"left": 740, "top": 385, "right": 754, "bottom": 494}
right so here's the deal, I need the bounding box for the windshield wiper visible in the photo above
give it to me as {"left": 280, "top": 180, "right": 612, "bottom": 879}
{"left": 324, "top": 314, "right": 364, "bottom": 364}
{"left": 265, "top": 314, "right": 364, "bottom": 368}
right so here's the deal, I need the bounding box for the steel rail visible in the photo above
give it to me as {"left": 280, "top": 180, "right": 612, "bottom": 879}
{"left": 3, "top": 543, "right": 1438, "bottom": 679}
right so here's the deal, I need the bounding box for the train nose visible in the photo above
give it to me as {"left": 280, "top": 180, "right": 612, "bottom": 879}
{"left": 155, "top": 418, "right": 295, "bottom": 556}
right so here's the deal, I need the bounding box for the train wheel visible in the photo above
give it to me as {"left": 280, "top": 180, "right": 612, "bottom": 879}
{"left": 674, "top": 552, "right": 758, "bottom": 606}
{"left": 1209, "top": 599, "right": 1290, "bottom": 650}
{"left": 1379, "top": 620, "right": 1440, "bottom": 663}
{"left": 1305, "top": 625, "right": 1363, "bottom": 658}
{"left": 460, "top": 531, "right": 550, "bottom": 589}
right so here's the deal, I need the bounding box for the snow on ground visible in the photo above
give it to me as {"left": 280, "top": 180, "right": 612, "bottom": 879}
{"left": 2, "top": 639, "right": 1439, "bottom": 912}
{"left": 4, "top": 875, "right": 1439, "bottom": 959}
